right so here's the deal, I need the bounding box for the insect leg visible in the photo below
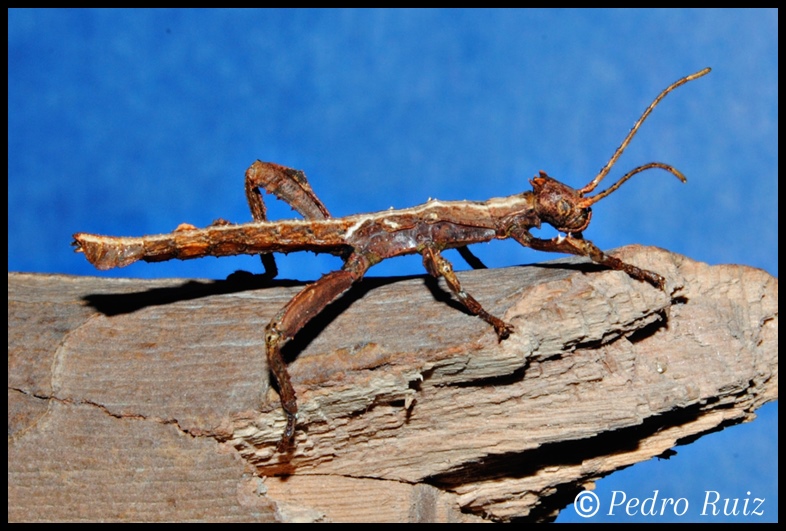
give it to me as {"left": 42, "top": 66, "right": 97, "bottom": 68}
{"left": 245, "top": 160, "right": 333, "bottom": 278}
{"left": 456, "top": 245, "right": 488, "bottom": 269}
{"left": 511, "top": 230, "right": 666, "bottom": 289}
{"left": 421, "top": 247, "right": 513, "bottom": 340}
{"left": 266, "top": 253, "right": 371, "bottom": 451}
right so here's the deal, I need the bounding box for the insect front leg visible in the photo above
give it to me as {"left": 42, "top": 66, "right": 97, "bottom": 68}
{"left": 421, "top": 247, "right": 513, "bottom": 340}
{"left": 245, "top": 160, "right": 333, "bottom": 278}
{"left": 511, "top": 229, "right": 666, "bottom": 289}
{"left": 266, "top": 253, "right": 371, "bottom": 451}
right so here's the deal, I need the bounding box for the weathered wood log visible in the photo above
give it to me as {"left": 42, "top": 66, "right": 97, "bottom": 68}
{"left": 8, "top": 245, "right": 778, "bottom": 522}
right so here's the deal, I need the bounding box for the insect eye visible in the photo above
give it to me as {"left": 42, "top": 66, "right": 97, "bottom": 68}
{"left": 558, "top": 200, "right": 571, "bottom": 216}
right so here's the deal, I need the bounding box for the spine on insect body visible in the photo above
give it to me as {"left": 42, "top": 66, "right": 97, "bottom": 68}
{"left": 72, "top": 220, "right": 351, "bottom": 270}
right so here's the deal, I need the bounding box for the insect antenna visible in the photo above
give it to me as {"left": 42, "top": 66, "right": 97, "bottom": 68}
{"left": 577, "top": 67, "right": 711, "bottom": 206}
{"left": 579, "top": 162, "right": 687, "bottom": 208}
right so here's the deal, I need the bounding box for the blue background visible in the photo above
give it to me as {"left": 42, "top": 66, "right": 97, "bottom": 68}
{"left": 8, "top": 9, "right": 777, "bottom": 522}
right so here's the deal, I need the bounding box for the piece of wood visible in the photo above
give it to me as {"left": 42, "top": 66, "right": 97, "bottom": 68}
{"left": 8, "top": 245, "right": 778, "bottom": 522}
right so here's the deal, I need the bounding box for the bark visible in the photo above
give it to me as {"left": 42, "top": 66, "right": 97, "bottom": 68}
{"left": 8, "top": 245, "right": 778, "bottom": 522}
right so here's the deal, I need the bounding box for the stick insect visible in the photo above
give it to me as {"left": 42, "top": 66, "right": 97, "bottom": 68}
{"left": 73, "top": 67, "right": 710, "bottom": 451}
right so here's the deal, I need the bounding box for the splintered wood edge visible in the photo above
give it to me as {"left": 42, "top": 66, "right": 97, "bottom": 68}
{"left": 8, "top": 245, "right": 778, "bottom": 522}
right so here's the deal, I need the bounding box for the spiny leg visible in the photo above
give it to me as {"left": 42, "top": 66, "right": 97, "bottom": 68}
{"left": 245, "top": 160, "right": 331, "bottom": 220}
{"left": 266, "top": 253, "right": 371, "bottom": 451}
{"left": 421, "top": 247, "right": 513, "bottom": 340}
{"left": 511, "top": 229, "right": 666, "bottom": 290}
{"left": 244, "top": 160, "right": 333, "bottom": 279}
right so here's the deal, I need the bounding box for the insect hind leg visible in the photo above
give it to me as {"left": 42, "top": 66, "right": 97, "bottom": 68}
{"left": 245, "top": 160, "right": 333, "bottom": 278}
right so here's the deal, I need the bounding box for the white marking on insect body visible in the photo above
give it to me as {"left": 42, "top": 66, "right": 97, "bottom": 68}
{"left": 343, "top": 215, "right": 372, "bottom": 239}
{"left": 382, "top": 219, "right": 401, "bottom": 230}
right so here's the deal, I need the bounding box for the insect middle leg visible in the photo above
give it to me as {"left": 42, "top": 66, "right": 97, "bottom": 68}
{"left": 511, "top": 230, "right": 666, "bottom": 289}
{"left": 244, "top": 160, "right": 333, "bottom": 279}
{"left": 266, "top": 253, "right": 371, "bottom": 451}
{"left": 421, "top": 247, "right": 514, "bottom": 340}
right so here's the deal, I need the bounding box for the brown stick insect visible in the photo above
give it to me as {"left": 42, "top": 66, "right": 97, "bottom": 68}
{"left": 73, "top": 67, "right": 710, "bottom": 451}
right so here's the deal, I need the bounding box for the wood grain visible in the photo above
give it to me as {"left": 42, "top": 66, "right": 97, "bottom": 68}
{"left": 8, "top": 245, "right": 777, "bottom": 522}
